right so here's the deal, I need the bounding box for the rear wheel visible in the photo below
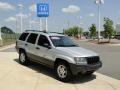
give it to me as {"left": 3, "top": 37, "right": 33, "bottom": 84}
{"left": 19, "top": 51, "right": 29, "bottom": 65}
{"left": 55, "top": 62, "right": 72, "bottom": 82}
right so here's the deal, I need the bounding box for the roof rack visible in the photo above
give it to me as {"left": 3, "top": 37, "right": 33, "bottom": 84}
{"left": 25, "top": 30, "right": 47, "bottom": 33}
{"left": 49, "top": 32, "right": 63, "bottom": 34}
{"left": 25, "top": 30, "right": 64, "bottom": 35}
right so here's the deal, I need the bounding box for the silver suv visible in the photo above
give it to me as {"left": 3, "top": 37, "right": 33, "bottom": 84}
{"left": 16, "top": 30, "right": 102, "bottom": 82}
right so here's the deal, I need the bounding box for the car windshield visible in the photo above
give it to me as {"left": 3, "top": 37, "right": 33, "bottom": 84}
{"left": 50, "top": 36, "right": 78, "bottom": 47}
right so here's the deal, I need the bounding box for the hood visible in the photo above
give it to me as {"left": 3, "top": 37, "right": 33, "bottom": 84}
{"left": 56, "top": 47, "right": 98, "bottom": 57}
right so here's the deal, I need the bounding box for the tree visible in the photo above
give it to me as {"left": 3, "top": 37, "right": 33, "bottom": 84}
{"left": 83, "top": 31, "right": 89, "bottom": 37}
{"left": 64, "top": 28, "right": 73, "bottom": 36}
{"left": 64, "top": 26, "right": 83, "bottom": 38}
{"left": 89, "top": 23, "right": 97, "bottom": 39}
{"left": 103, "top": 17, "right": 114, "bottom": 42}
{"left": 1, "top": 26, "right": 14, "bottom": 34}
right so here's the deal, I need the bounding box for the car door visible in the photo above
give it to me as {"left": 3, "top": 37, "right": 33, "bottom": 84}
{"left": 25, "top": 33, "right": 38, "bottom": 60}
{"left": 35, "top": 34, "right": 54, "bottom": 67}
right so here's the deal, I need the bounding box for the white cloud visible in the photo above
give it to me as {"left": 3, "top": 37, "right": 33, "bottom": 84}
{"left": 16, "top": 13, "right": 28, "bottom": 18}
{"left": 29, "top": 4, "right": 36, "bottom": 12}
{"left": 5, "top": 17, "right": 16, "bottom": 22}
{"left": 89, "top": 13, "right": 95, "bottom": 17}
{"left": 0, "top": 1, "right": 15, "bottom": 10}
{"left": 62, "top": 5, "right": 80, "bottom": 13}
{"left": 18, "top": 4, "right": 24, "bottom": 8}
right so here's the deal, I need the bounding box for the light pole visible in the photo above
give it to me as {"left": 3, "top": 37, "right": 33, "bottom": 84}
{"left": 18, "top": 4, "right": 24, "bottom": 33}
{"left": 95, "top": 0, "right": 104, "bottom": 43}
{"left": 0, "top": 27, "right": 3, "bottom": 46}
{"left": 45, "top": 18, "right": 48, "bottom": 32}
{"left": 67, "top": 21, "right": 70, "bottom": 28}
{"left": 29, "top": 13, "right": 32, "bottom": 30}
{"left": 39, "top": 18, "right": 42, "bottom": 31}
{"left": 77, "top": 16, "right": 82, "bottom": 39}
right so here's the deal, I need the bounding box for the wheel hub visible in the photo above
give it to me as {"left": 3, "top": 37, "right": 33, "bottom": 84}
{"left": 57, "top": 65, "right": 67, "bottom": 78}
{"left": 20, "top": 53, "right": 25, "bottom": 62}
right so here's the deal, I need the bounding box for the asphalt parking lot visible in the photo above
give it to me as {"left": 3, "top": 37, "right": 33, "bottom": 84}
{"left": 75, "top": 40, "right": 120, "bottom": 80}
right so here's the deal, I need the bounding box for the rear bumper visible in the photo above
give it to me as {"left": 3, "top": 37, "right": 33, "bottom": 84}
{"left": 15, "top": 46, "right": 19, "bottom": 53}
{"left": 69, "top": 61, "right": 102, "bottom": 75}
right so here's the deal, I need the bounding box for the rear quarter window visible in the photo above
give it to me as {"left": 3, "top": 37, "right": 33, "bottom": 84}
{"left": 19, "top": 33, "right": 29, "bottom": 41}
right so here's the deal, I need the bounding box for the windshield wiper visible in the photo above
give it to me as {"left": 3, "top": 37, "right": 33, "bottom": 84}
{"left": 67, "top": 45, "right": 78, "bottom": 47}
{"left": 56, "top": 45, "right": 66, "bottom": 47}
{"left": 56, "top": 44, "right": 78, "bottom": 47}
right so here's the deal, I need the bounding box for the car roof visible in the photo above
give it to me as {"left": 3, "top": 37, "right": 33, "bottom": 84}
{"left": 24, "top": 30, "right": 64, "bottom": 37}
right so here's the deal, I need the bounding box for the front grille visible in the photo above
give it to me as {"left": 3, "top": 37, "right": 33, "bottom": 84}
{"left": 86, "top": 56, "right": 100, "bottom": 65}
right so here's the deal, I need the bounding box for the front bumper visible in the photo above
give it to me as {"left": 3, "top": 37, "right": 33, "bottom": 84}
{"left": 69, "top": 61, "right": 102, "bottom": 75}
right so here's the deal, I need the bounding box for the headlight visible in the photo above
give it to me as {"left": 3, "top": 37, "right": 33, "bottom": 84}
{"left": 74, "top": 57, "right": 87, "bottom": 65}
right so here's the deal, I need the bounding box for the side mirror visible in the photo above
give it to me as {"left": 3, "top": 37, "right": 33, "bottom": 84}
{"left": 47, "top": 46, "right": 52, "bottom": 49}
{"left": 43, "top": 43, "right": 51, "bottom": 49}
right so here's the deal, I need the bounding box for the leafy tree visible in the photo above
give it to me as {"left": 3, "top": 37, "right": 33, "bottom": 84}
{"left": 89, "top": 23, "right": 97, "bottom": 39}
{"left": 64, "top": 26, "right": 83, "bottom": 38}
{"left": 83, "top": 31, "right": 89, "bottom": 37}
{"left": 103, "top": 17, "right": 114, "bottom": 42}
{"left": 1, "top": 26, "right": 14, "bottom": 34}
{"left": 64, "top": 28, "right": 73, "bottom": 36}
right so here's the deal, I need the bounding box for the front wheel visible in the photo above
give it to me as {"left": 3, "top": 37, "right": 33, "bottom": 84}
{"left": 55, "top": 62, "right": 72, "bottom": 82}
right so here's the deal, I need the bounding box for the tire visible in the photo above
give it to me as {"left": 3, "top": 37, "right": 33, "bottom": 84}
{"left": 55, "top": 62, "right": 72, "bottom": 82}
{"left": 19, "top": 51, "right": 29, "bottom": 65}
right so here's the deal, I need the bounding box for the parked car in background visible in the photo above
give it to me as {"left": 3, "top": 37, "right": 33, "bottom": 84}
{"left": 115, "top": 35, "right": 120, "bottom": 40}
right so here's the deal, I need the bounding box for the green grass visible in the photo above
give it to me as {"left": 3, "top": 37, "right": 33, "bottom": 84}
{"left": 1, "top": 34, "right": 18, "bottom": 46}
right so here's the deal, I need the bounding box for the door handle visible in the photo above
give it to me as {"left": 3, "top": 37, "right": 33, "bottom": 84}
{"left": 25, "top": 44, "right": 28, "bottom": 46}
{"left": 36, "top": 47, "right": 40, "bottom": 50}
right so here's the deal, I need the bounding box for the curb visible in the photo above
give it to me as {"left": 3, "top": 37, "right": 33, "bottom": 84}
{"left": 0, "top": 44, "right": 15, "bottom": 51}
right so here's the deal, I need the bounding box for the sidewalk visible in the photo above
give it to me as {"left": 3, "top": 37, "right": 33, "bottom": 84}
{"left": 0, "top": 51, "right": 120, "bottom": 90}
{"left": 0, "top": 44, "right": 15, "bottom": 51}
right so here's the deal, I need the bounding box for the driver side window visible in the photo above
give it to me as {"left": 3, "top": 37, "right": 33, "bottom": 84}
{"left": 38, "top": 35, "right": 50, "bottom": 47}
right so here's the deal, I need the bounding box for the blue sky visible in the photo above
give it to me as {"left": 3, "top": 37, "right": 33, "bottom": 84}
{"left": 0, "top": 0, "right": 120, "bottom": 33}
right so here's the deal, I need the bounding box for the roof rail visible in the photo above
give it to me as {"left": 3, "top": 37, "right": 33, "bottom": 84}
{"left": 25, "top": 30, "right": 63, "bottom": 35}
{"left": 48, "top": 32, "right": 63, "bottom": 34}
{"left": 25, "top": 30, "right": 47, "bottom": 33}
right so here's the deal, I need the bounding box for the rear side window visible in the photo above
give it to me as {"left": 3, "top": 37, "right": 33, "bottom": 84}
{"left": 19, "top": 33, "right": 29, "bottom": 41}
{"left": 27, "top": 33, "right": 38, "bottom": 44}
